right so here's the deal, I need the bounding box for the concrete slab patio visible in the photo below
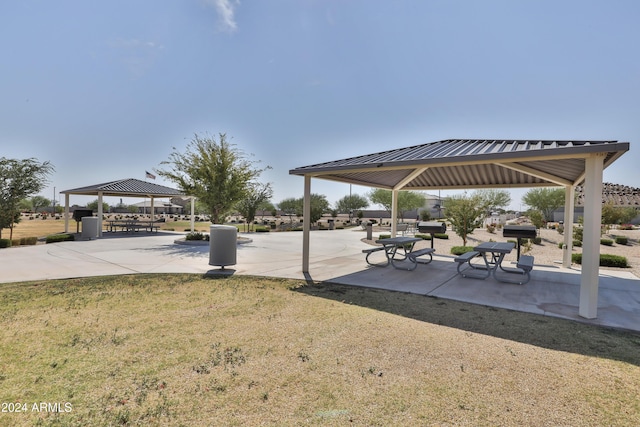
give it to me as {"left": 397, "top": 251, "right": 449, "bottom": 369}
{"left": 1, "top": 229, "right": 638, "bottom": 333}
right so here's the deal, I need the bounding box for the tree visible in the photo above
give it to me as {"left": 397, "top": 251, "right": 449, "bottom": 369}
{"left": 236, "top": 182, "right": 273, "bottom": 232}
{"left": 473, "top": 189, "right": 511, "bottom": 214}
{"left": 0, "top": 157, "right": 54, "bottom": 239}
{"left": 307, "top": 193, "right": 330, "bottom": 224}
{"left": 334, "top": 194, "right": 369, "bottom": 214}
{"left": 87, "top": 199, "right": 110, "bottom": 213}
{"left": 527, "top": 210, "right": 545, "bottom": 229}
{"left": 444, "top": 194, "right": 484, "bottom": 246}
{"left": 618, "top": 207, "right": 638, "bottom": 225}
{"left": 522, "top": 188, "right": 565, "bottom": 224}
{"left": 157, "top": 133, "right": 269, "bottom": 224}
{"left": 278, "top": 198, "right": 302, "bottom": 223}
{"left": 277, "top": 194, "right": 329, "bottom": 225}
{"left": 368, "top": 189, "right": 426, "bottom": 220}
{"left": 601, "top": 201, "right": 620, "bottom": 227}
{"left": 257, "top": 201, "right": 276, "bottom": 219}
{"left": 30, "top": 195, "right": 51, "bottom": 213}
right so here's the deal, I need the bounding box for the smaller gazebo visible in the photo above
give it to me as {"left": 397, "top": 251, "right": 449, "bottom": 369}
{"left": 61, "top": 178, "right": 195, "bottom": 236}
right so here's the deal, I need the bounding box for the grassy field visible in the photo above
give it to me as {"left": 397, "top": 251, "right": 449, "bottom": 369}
{"left": 1, "top": 274, "right": 639, "bottom": 426}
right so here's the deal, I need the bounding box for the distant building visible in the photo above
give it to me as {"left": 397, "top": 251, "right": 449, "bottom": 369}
{"left": 130, "top": 200, "right": 184, "bottom": 215}
{"left": 553, "top": 183, "right": 640, "bottom": 224}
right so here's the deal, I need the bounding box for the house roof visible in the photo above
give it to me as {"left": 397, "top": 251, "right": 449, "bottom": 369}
{"left": 289, "top": 139, "right": 630, "bottom": 190}
{"left": 61, "top": 178, "right": 185, "bottom": 198}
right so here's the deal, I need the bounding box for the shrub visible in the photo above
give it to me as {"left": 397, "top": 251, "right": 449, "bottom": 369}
{"left": 532, "top": 237, "right": 542, "bottom": 245}
{"left": 254, "top": 226, "right": 270, "bottom": 232}
{"left": 378, "top": 234, "right": 390, "bottom": 240}
{"left": 11, "top": 237, "right": 38, "bottom": 246}
{"left": 451, "top": 246, "right": 475, "bottom": 255}
{"left": 571, "top": 253, "right": 629, "bottom": 268}
{"left": 486, "top": 224, "right": 496, "bottom": 234}
{"left": 415, "top": 234, "right": 432, "bottom": 240}
{"left": 45, "top": 234, "right": 75, "bottom": 244}
{"left": 433, "top": 233, "right": 449, "bottom": 240}
{"left": 600, "top": 239, "right": 614, "bottom": 246}
{"left": 185, "top": 232, "right": 209, "bottom": 241}
{"left": 0, "top": 239, "right": 11, "bottom": 248}
{"left": 573, "top": 240, "right": 582, "bottom": 247}
{"left": 614, "top": 236, "right": 628, "bottom": 245}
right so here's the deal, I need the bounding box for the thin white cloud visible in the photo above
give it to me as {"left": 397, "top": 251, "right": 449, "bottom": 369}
{"left": 205, "top": 0, "right": 239, "bottom": 32}
{"left": 107, "top": 38, "right": 165, "bottom": 78}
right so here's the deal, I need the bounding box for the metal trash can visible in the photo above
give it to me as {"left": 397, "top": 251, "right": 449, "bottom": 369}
{"left": 209, "top": 225, "right": 237, "bottom": 268}
{"left": 81, "top": 216, "right": 100, "bottom": 240}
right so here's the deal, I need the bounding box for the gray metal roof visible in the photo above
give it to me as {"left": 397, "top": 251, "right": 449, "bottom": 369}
{"left": 289, "top": 139, "right": 630, "bottom": 190}
{"left": 61, "top": 178, "right": 185, "bottom": 197}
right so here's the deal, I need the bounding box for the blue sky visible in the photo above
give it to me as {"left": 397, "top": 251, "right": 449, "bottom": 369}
{"left": 2, "top": 0, "right": 639, "bottom": 211}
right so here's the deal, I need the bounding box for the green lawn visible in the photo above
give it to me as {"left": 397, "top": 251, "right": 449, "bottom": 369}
{"left": 1, "top": 274, "right": 639, "bottom": 426}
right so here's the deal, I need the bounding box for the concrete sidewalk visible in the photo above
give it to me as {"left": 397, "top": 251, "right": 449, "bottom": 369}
{"left": 1, "top": 229, "right": 639, "bottom": 332}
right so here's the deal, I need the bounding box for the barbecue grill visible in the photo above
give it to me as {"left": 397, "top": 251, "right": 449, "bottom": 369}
{"left": 72, "top": 209, "right": 94, "bottom": 233}
{"left": 502, "top": 225, "right": 537, "bottom": 260}
{"left": 417, "top": 221, "right": 447, "bottom": 248}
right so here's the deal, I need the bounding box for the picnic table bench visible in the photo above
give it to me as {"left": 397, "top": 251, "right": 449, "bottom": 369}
{"left": 107, "top": 220, "right": 159, "bottom": 233}
{"left": 364, "top": 237, "right": 435, "bottom": 270}
{"left": 493, "top": 254, "right": 535, "bottom": 285}
{"left": 454, "top": 242, "right": 534, "bottom": 284}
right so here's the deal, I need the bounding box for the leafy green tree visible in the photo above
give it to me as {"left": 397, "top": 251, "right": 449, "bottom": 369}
{"left": 618, "top": 207, "right": 638, "bottom": 225}
{"left": 236, "top": 182, "right": 273, "bottom": 231}
{"left": 527, "top": 210, "right": 545, "bottom": 229}
{"left": 157, "top": 133, "right": 269, "bottom": 224}
{"left": 368, "top": 189, "right": 426, "bottom": 220}
{"left": 522, "top": 187, "right": 565, "bottom": 224}
{"left": 334, "top": 194, "right": 369, "bottom": 214}
{"left": 444, "top": 194, "right": 484, "bottom": 246}
{"left": 257, "top": 201, "right": 276, "bottom": 218}
{"left": 307, "top": 193, "right": 330, "bottom": 224}
{"left": 277, "top": 194, "right": 330, "bottom": 225}
{"left": 601, "top": 201, "right": 620, "bottom": 227}
{"left": 87, "top": 199, "right": 110, "bottom": 213}
{"left": 278, "top": 198, "right": 302, "bottom": 223}
{"left": 0, "top": 157, "right": 54, "bottom": 239}
{"left": 30, "top": 195, "right": 51, "bottom": 213}
{"left": 18, "top": 199, "right": 32, "bottom": 212}
{"left": 473, "top": 189, "right": 511, "bottom": 214}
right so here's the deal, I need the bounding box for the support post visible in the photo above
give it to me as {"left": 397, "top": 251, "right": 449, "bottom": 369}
{"left": 97, "top": 191, "right": 104, "bottom": 237}
{"left": 391, "top": 189, "right": 398, "bottom": 237}
{"left": 579, "top": 154, "right": 604, "bottom": 319}
{"left": 190, "top": 197, "right": 195, "bottom": 232}
{"left": 64, "top": 194, "right": 70, "bottom": 233}
{"left": 302, "top": 175, "right": 311, "bottom": 273}
{"left": 562, "top": 185, "right": 575, "bottom": 268}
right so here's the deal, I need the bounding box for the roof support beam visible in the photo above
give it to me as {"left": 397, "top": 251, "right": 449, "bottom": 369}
{"left": 393, "top": 167, "right": 429, "bottom": 190}
{"left": 497, "top": 162, "right": 573, "bottom": 186}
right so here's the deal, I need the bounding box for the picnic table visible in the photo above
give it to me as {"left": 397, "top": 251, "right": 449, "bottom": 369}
{"left": 363, "top": 236, "right": 435, "bottom": 270}
{"left": 455, "top": 241, "right": 533, "bottom": 284}
{"left": 107, "top": 220, "right": 159, "bottom": 233}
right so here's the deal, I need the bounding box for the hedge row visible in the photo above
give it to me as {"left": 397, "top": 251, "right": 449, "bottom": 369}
{"left": 45, "top": 234, "right": 75, "bottom": 244}
{"left": 571, "top": 253, "right": 629, "bottom": 268}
